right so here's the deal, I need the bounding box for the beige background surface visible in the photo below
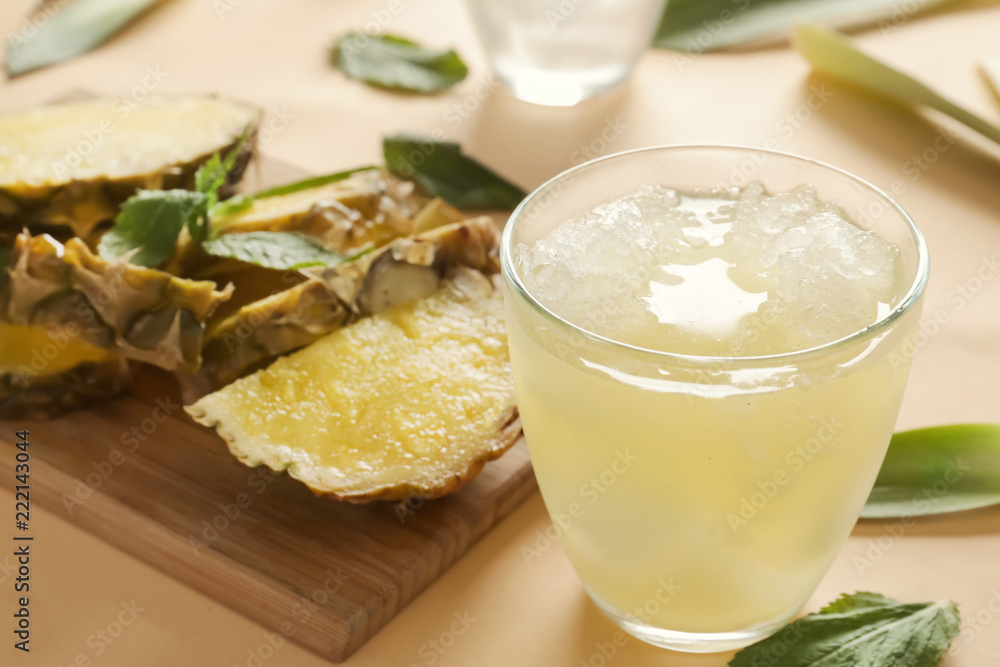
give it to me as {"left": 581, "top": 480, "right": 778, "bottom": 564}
{"left": 2, "top": 0, "right": 1000, "bottom": 665}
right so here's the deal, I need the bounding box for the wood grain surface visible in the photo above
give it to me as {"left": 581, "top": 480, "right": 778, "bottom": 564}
{"left": 0, "top": 364, "right": 534, "bottom": 662}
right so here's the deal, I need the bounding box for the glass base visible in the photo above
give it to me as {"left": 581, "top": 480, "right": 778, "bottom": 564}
{"left": 494, "top": 62, "right": 629, "bottom": 107}
{"left": 589, "top": 591, "right": 794, "bottom": 653}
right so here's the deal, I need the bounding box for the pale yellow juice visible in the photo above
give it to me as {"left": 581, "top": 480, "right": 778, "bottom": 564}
{"left": 504, "top": 182, "right": 922, "bottom": 641}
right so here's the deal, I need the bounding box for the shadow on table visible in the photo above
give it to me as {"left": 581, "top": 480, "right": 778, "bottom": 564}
{"left": 801, "top": 71, "right": 1000, "bottom": 219}
{"left": 461, "top": 82, "right": 633, "bottom": 191}
{"left": 854, "top": 504, "right": 1000, "bottom": 538}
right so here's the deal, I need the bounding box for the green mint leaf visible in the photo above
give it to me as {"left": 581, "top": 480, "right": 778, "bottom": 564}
{"left": 194, "top": 152, "right": 225, "bottom": 199}
{"left": 334, "top": 33, "right": 468, "bottom": 94}
{"left": 819, "top": 591, "right": 902, "bottom": 614}
{"left": 98, "top": 190, "right": 207, "bottom": 267}
{"left": 252, "top": 165, "right": 379, "bottom": 200}
{"left": 383, "top": 134, "right": 526, "bottom": 210}
{"left": 192, "top": 133, "right": 251, "bottom": 242}
{"left": 195, "top": 132, "right": 249, "bottom": 199}
{"left": 730, "top": 592, "right": 960, "bottom": 667}
{"left": 201, "top": 231, "right": 344, "bottom": 270}
{"left": 863, "top": 424, "right": 1000, "bottom": 518}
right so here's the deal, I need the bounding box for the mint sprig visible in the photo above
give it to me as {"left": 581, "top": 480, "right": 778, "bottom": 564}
{"left": 98, "top": 189, "right": 207, "bottom": 268}
{"left": 99, "top": 133, "right": 249, "bottom": 267}
{"left": 730, "top": 592, "right": 960, "bottom": 667}
{"left": 97, "top": 134, "right": 524, "bottom": 271}
{"left": 201, "top": 232, "right": 344, "bottom": 270}
{"left": 96, "top": 154, "right": 367, "bottom": 271}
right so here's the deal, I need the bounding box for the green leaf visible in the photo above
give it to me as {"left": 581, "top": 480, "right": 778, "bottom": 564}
{"left": 983, "top": 58, "right": 1000, "bottom": 99}
{"left": 333, "top": 33, "right": 468, "bottom": 93}
{"left": 210, "top": 194, "right": 254, "bottom": 219}
{"left": 730, "top": 592, "right": 960, "bottom": 667}
{"left": 794, "top": 24, "right": 1000, "bottom": 146}
{"left": 862, "top": 424, "right": 1000, "bottom": 519}
{"left": 98, "top": 190, "right": 207, "bottom": 268}
{"left": 383, "top": 135, "right": 526, "bottom": 210}
{"left": 819, "top": 591, "right": 901, "bottom": 614}
{"left": 342, "top": 246, "right": 376, "bottom": 264}
{"left": 6, "top": 0, "right": 163, "bottom": 77}
{"left": 0, "top": 245, "right": 11, "bottom": 275}
{"left": 201, "top": 232, "right": 344, "bottom": 270}
{"left": 195, "top": 132, "right": 248, "bottom": 199}
{"left": 192, "top": 133, "right": 250, "bottom": 241}
{"left": 252, "top": 165, "right": 379, "bottom": 200}
{"left": 655, "top": 0, "right": 957, "bottom": 52}
{"left": 194, "top": 153, "right": 226, "bottom": 200}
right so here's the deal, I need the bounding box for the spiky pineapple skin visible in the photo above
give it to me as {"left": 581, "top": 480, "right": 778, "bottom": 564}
{"left": 2, "top": 233, "right": 233, "bottom": 373}
{"left": 0, "top": 355, "right": 129, "bottom": 420}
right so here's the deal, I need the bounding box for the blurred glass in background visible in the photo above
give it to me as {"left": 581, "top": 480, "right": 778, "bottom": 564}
{"left": 465, "top": 0, "right": 667, "bottom": 106}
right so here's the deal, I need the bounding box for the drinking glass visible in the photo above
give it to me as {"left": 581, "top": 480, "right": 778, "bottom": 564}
{"left": 464, "top": 0, "right": 667, "bottom": 106}
{"left": 500, "top": 145, "right": 929, "bottom": 652}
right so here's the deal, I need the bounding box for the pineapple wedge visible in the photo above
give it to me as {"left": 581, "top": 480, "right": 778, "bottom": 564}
{"left": 2, "top": 232, "right": 233, "bottom": 373}
{"left": 165, "top": 170, "right": 462, "bottom": 282}
{"left": 0, "top": 322, "right": 129, "bottom": 419}
{"left": 187, "top": 268, "right": 519, "bottom": 502}
{"left": 0, "top": 96, "right": 260, "bottom": 241}
{"left": 190, "top": 216, "right": 500, "bottom": 394}
{"left": 210, "top": 169, "right": 462, "bottom": 252}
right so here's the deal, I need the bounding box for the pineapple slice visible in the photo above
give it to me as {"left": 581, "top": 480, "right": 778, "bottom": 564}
{"left": 165, "top": 170, "right": 462, "bottom": 282}
{"left": 3, "top": 232, "right": 233, "bottom": 373}
{"left": 0, "top": 322, "right": 128, "bottom": 419}
{"left": 186, "top": 268, "right": 519, "bottom": 502}
{"left": 0, "top": 96, "right": 260, "bottom": 241}
{"left": 210, "top": 169, "right": 460, "bottom": 252}
{"left": 189, "top": 216, "right": 500, "bottom": 395}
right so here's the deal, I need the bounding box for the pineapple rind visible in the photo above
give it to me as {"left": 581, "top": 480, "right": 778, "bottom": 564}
{"left": 2, "top": 233, "right": 233, "bottom": 373}
{"left": 211, "top": 169, "right": 439, "bottom": 251}
{"left": 0, "top": 323, "right": 129, "bottom": 419}
{"left": 0, "top": 357, "right": 129, "bottom": 420}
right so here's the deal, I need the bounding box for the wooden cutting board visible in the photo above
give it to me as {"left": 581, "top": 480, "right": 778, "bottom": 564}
{"left": 0, "top": 157, "right": 536, "bottom": 663}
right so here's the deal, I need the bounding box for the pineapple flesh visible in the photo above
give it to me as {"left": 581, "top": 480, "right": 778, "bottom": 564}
{"left": 0, "top": 322, "right": 129, "bottom": 419}
{"left": 186, "top": 268, "right": 519, "bottom": 502}
{"left": 0, "top": 96, "right": 261, "bottom": 242}
{"left": 189, "top": 216, "right": 501, "bottom": 395}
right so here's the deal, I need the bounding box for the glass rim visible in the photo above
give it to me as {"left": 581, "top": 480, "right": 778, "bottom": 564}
{"left": 500, "top": 144, "right": 931, "bottom": 368}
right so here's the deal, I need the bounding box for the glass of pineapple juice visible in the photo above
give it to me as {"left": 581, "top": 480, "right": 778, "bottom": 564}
{"left": 500, "top": 145, "right": 929, "bottom": 652}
